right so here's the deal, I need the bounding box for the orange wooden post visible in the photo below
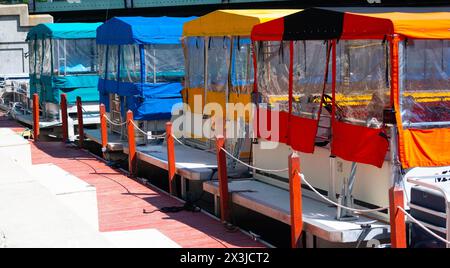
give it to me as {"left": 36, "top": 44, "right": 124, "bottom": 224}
{"left": 216, "top": 135, "right": 230, "bottom": 223}
{"left": 289, "top": 152, "right": 303, "bottom": 248}
{"left": 127, "top": 110, "right": 137, "bottom": 178}
{"left": 166, "top": 122, "right": 176, "bottom": 195}
{"left": 32, "top": 93, "right": 40, "bottom": 141}
{"left": 76, "top": 96, "right": 84, "bottom": 146}
{"left": 60, "top": 94, "right": 68, "bottom": 143}
{"left": 389, "top": 186, "right": 407, "bottom": 248}
{"left": 100, "top": 104, "right": 108, "bottom": 158}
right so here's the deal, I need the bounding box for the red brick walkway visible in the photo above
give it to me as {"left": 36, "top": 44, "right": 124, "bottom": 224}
{"left": 1, "top": 114, "right": 263, "bottom": 248}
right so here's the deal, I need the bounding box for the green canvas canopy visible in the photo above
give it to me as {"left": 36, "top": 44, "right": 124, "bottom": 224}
{"left": 27, "top": 23, "right": 102, "bottom": 40}
{"left": 28, "top": 22, "right": 102, "bottom": 105}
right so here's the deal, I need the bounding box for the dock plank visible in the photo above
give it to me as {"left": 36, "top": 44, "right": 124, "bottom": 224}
{"left": 204, "top": 179, "right": 390, "bottom": 244}
{"left": 29, "top": 142, "right": 263, "bottom": 248}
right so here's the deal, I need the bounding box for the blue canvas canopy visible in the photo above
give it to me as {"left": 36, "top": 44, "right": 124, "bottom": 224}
{"left": 27, "top": 23, "right": 102, "bottom": 40}
{"left": 97, "top": 16, "right": 196, "bottom": 121}
{"left": 96, "top": 17, "right": 196, "bottom": 45}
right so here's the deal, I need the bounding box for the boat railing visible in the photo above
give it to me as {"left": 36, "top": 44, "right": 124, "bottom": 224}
{"left": 406, "top": 177, "right": 450, "bottom": 248}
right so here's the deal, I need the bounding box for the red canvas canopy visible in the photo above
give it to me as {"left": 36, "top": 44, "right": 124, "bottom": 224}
{"left": 251, "top": 8, "right": 450, "bottom": 169}
{"left": 252, "top": 8, "right": 450, "bottom": 40}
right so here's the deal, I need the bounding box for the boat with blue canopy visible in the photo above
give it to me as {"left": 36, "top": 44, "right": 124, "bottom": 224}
{"left": 96, "top": 16, "right": 196, "bottom": 143}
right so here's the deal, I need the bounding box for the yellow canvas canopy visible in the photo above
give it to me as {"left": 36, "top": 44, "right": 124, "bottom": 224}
{"left": 182, "top": 9, "right": 300, "bottom": 152}
{"left": 183, "top": 9, "right": 301, "bottom": 120}
{"left": 183, "top": 9, "right": 300, "bottom": 37}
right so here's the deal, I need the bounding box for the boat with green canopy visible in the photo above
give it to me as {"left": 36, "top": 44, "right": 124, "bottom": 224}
{"left": 25, "top": 22, "right": 102, "bottom": 127}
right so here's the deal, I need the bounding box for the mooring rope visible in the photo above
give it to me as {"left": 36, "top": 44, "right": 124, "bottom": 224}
{"left": 129, "top": 120, "right": 166, "bottom": 139}
{"left": 171, "top": 133, "right": 195, "bottom": 149}
{"left": 111, "top": 116, "right": 450, "bottom": 245}
{"left": 103, "top": 114, "right": 127, "bottom": 126}
{"left": 220, "top": 147, "right": 289, "bottom": 173}
{"left": 297, "top": 171, "right": 389, "bottom": 213}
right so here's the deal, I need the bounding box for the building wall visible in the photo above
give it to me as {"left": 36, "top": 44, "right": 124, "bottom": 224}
{"left": 0, "top": 4, "right": 52, "bottom": 77}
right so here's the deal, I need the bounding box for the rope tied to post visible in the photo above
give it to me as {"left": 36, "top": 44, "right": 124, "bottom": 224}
{"left": 171, "top": 133, "right": 195, "bottom": 149}
{"left": 155, "top": 127, "right": 450, "bottom": 246}
{"left": 103, "top": 113, "right": 167, "bottom": 138}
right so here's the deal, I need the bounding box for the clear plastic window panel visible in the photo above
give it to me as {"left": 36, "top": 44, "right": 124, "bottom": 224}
{"left": 35, "top": 39, "right": 43, "bottom": 78}
{"left": 42, "top": 39, "right": 52, "bottom": 75}
{"left": 144, "top": 44, "right": 184, "bottom": 83}
{"left": 207, "top": 37, "right": 231, "bottom": 93}
{"left": 185, "top": 37, "right": 205, "bottom": 88}
{"left": 120, "top": 45, "right": 141, "bottom": 83}
{"left": 106, "top": 45, "right": 118, "bottom": 81}
{"left": 231, "top": 38, "right": 253, "bottom": 95}
{"left": 335, "top": 40, "right": 390, "bottom": 128}
{"left": 52, "top": 39, "right": 60, "bottom": 75}
{"left": 53, "top": 39, "right": 97, "bottom": 75}
{"left": 256, "top": 41, "right": 290, "bottom": 112}
{"left": 97, "top": 45, "right": 107, "bottom": 79}
{"left": 401, "top": 40, "right": 450, "bottom": 128}
{"left": 29, "top": 40, "right": 36, "bottom": 75}
{"left": 293, "top": 40, "right": 329, "bottom": 120}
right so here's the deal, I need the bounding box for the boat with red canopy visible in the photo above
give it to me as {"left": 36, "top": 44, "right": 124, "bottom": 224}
{"left": 249, "top": 8, "right": 450, "bottom": 247}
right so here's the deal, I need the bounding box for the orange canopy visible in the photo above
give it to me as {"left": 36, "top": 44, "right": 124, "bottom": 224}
{"left": 348, "top": 11, "right": 450, "bottom": 39}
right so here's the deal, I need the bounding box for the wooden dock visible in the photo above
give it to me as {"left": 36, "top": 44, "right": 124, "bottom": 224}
{"left": 0, "top": 112, "right": 264, "bottom": 248}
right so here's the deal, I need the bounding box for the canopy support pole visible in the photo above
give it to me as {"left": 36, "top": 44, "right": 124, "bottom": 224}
{"left": 388, "top": 34, "right": 407, "bottom": 248}
{"left": 329, "top": 39, "right": 338, "bottom": 202}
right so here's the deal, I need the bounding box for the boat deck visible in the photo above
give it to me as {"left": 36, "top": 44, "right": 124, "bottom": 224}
{"left": 203, "top": 179, "right": 390, "bottom": 245}
{"left": 13, "top": 113, "right": 100, "bottom": 128}
{"left": 86, "top": 129, "right": 248, "bottom": 179}
{"left": 86, "top": 128, "right": 391, "bottom": 246}
{"left": 85, "top": 129, "right": 249, "bottom": 198}
{"left": 85, "top": 128, "right": 125, "bottom": 151}
{"left": 0, "top": 113, "right": 264, "bottom": 248}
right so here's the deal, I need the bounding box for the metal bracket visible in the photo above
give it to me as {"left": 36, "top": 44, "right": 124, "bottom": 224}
{"left": 336, "top": 162, "right": 359, "bottom": 221}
